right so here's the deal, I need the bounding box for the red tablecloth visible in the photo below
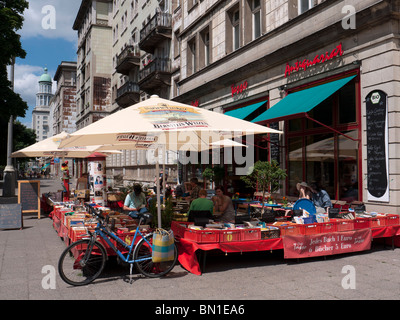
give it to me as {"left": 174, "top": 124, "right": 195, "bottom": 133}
{"left": 176, "top": 224, "right": 400, "bottom": 275}
{"left": 177, "top": 237, "right": 283, "bottom": 275}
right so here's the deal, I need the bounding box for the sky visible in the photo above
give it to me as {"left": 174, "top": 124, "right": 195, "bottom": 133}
{"left": 10, "top": 0, "right": 82, "bottom": 128}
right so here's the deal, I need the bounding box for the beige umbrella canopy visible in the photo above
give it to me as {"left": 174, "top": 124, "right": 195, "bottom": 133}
{"left": 59, "top": 95, "right": 281, "bottom": 150}
{"left": 12, "top": 131, "right": 120, "bottom": 158}
{"left": 58, "top": 95, "right": 282, "bottom": 227}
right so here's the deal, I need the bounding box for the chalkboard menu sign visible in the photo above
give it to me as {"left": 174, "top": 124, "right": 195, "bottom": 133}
{"left": 18, "top": 180, "right": 41, "bottom": 219}
{"left": 0, "top": 204, "right": 22, "bottom": 230}
{"left": 366, "top": 90, "right": 389, "bottom": 202}
{"left": 269, "top": 122, "right": 280, "bottom": 165}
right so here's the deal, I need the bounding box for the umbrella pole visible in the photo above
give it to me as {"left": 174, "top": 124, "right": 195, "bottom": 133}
{"left": 155, "top": 150, "right": 161, "bottom": 229}
{"left": 162, "top": 145, "right": 166, "bottom": 205}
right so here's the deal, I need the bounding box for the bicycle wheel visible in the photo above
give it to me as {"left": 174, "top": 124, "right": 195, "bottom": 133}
{"left": 133, "top": 233, "right": 178, "bottom": 278}
{"left": 58, "top": 239, "right": 107, "bottom": 286}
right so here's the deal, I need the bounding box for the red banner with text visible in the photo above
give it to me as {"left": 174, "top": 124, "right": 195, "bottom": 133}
{"left": 283, "top": 229, "right": 372, "bottom": 259}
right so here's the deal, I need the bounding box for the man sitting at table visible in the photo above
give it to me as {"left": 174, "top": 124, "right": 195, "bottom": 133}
{"left": 123, "top": 184, "right": 148, "bottom": 217}
{"left": 184, "top": 177, "right": 201, "bottom": 202}
{"left": 188, "top": 189, "right": 213, "bottom": 222}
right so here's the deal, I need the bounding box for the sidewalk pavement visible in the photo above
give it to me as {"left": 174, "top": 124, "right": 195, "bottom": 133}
{"left": 1, "top": 178, "right": 400, "bottom": 301}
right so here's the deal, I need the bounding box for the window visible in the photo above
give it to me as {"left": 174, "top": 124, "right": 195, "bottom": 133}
{"left": 174, "top": 30, "right": 181, "bottom": 59}
{"left": 286, "top": 78, "right": 360, "bottom": 201}
{"left": 233, "top": 9, "right": 240, "bottom": 50}
{"left": 187, "top": 37, "right": 196, "bottom": 76}
{"left": 226, "top": 5, "right": 240, "bottom": 54}
{"left": 252, "top": 0, "right": 261, "bottom": 39}
{"left": 298, "top": 0, "right": 314, "bottom": 14}
{"left": 199, "top": 27, "right": 211, "bottom": 69}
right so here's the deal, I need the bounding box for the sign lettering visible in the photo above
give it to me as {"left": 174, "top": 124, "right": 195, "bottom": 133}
{"left": 284, "top": 43, "right": 344, "bottom": 77}
{"left": 283, "top": 228, "right": 372, "bottom": 259}
{"left": 231, "top": 81, "right": 248, "bottom": 97}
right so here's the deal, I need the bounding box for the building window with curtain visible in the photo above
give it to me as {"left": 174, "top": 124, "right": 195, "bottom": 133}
{"left": 252, "top": 0, "right": 261, "bottom": 40}
{"left": 233, "top": 9, "right": 240, "bottom": 50}
{"left": 298, "top": 0, "right": 314, "bottom": 14}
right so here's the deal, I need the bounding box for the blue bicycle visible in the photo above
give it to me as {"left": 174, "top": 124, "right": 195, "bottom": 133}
{"left": 58, "top": 205, "right": 178, "bottom": 286}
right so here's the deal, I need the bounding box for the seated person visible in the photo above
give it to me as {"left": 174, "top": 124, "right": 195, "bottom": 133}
{"left": 296, "top": 181, "right": 314, "bottom": 200}
{"left": 123, "top": 184, "right": 148, "bottom": 217}
{"left": 212, "top": 185, "right": 235, "bottom": 223}
{"left": 184, "top": 178, "right": 201, "bottom": 201}
{"left": 310, "top": 182, "right": 332, "bottom": 213}
{"left": 188, "top": 189, "right": 213, "bottom": 222}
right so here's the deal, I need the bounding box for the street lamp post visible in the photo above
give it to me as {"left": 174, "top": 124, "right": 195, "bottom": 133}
{"left": 3, "top": 58, "right": 16, "bottom": 197}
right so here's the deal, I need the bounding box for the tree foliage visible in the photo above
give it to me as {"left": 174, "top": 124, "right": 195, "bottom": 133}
{"left": 240, "top": 160, "right": 287, "bottom": 212}
{"left": 0, "top": 0, "right": 29, "bottom": 119}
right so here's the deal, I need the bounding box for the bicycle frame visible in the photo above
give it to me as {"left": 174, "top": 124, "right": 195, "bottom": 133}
{"left": 87, "top": 217, "right": 153, "bottom": 265}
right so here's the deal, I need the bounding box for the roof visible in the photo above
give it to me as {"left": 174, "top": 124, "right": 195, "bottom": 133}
{"left": 39, "top": 67, "right": 52, "bottom": 83}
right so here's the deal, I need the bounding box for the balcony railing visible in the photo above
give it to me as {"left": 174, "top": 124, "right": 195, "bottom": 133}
{"left": 116, "top": 45, "right": 140, "bottom": 74}
{"left": 139, "top": 58, "right": 171, "bottom": 81}
{"left": 116, "top": 81, "right": 140, "bottom": 107}
{"left": 139, "top": 12, "right": 172, "bottom": 53}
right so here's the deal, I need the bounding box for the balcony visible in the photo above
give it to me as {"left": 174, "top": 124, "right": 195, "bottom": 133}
{"left": 139, "top": 12, "right": 172, "bottom": 54}
{"left": 116, "top": 45, "right": 140, "bottom": 75}
{"left": 115, "top": 81, "right": 140, "bottom": 108}
{"left": 138, "top": 58, "right": 171, "bottom": 94}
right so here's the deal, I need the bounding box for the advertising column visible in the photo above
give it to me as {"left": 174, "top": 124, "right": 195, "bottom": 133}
{"left": 87, "top": 153, "right": 107, "bottom": 205}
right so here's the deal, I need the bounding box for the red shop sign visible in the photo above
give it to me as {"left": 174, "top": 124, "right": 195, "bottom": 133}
{"left": 284, "top": 43, "right": 344, "bottom": 78}
{"left": 283, "top": 228, "right": 372, "bottom": 259}
{"left": 231, "top": 81, "right": 248, "bottom": 97}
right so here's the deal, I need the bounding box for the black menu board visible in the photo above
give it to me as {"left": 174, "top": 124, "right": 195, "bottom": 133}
{"left": 0, "top": 204, "right": 22, "bottom": 230}
{"left": 18, "top": 180, "right": 41, "bottom": 218}
{"left": 269, "top": 122, "right": 280, "bottom": 165}
{"left": 365, "top": 90, "right": 388, "bottom": 201}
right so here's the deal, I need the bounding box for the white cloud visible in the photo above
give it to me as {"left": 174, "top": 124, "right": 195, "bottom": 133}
{"left": 20, "top": 0, "right": 81, "bottom": 42}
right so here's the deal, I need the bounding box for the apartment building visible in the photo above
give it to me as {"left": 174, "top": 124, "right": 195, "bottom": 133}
{"left": 171, "top": 0, "right": 400, "bottom": 213}
{"left": 51, "top": 61, "right": 78, "bottom": 135}
{"left": 73, "top": 0, "right": 113, "bottom": 131}
{"left": 106, "top": 0, "right": 178, "bottom": 188}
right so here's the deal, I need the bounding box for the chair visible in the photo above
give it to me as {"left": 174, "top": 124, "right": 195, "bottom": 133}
{"left": 188, "top": 210, "right": 213, "bottom": 227}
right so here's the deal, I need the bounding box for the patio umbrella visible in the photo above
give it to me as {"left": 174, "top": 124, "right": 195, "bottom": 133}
{"left": 58, "top": 95, "right": 282, "bottom": 227}
{"left": 12, "top": 131, "right": 121, "bottom": 158}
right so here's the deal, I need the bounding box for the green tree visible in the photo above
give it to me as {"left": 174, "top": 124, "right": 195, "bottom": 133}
{"left": 0, "top": 119, "right": 36, "bottom": 166}
{"left": 202, "top": 165, "right": 225, "bottom": 188}
{"left": 240, "top": 160, "right": 287, "bottom": 214}
{"left": 0, "top": 0, "right": 29, "bottom": 120}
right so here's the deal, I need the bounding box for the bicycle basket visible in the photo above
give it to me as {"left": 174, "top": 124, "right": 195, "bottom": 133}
{"left": 152, "top": 229, "right": 175, "bottom": 263}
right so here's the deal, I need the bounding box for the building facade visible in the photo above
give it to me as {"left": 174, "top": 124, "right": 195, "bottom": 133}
{"left": 51, "top": 61, "right": 78, "bottom": 135}
{"left": 105, "top": 0, "right": 178, "bottom": 189}
{"left": 32, "top": 67, "right": 53, "bottom": 142}
{"left": 171, "top": 0, "right": 400, "bottom": 213}
{"left": 73, "top": 0, "right": 113, "bottom": 131}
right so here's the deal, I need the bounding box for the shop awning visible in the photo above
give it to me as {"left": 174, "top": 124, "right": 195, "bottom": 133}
{"left": 225, "top": 100, "right": 268, "bottom": 121}
{"left": 252, "top": 75, "right": 356, "bottom": 124}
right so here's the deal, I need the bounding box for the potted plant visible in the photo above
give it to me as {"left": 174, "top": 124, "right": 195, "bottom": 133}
{"left": 240, "top": 160, "right": 287, "bottom": 215}
{"left": 202, "top": 165, "right": 225, "bottom": 188}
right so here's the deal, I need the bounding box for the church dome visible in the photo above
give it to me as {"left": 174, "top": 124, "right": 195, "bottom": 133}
{"left": 39, "top": 67, "right": 52, "bottom": 83}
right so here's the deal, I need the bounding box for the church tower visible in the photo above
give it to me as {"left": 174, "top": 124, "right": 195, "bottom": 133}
{"left": 32, "top": 67, "right": 53, "bottom": 141}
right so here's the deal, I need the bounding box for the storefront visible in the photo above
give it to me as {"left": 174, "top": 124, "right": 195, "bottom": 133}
{"left": 182, "top": 37, "right": 398, "bottom": 213}
{"left": 253, "top": 68, "right": 362, "bottom": 203}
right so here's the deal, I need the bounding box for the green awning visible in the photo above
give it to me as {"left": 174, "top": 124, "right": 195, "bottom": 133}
{"left": 225, "top": 100, "right": 268, "bottom": 121}
{"left": 252, "top": 75, "right": 356, "bottom": 123}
